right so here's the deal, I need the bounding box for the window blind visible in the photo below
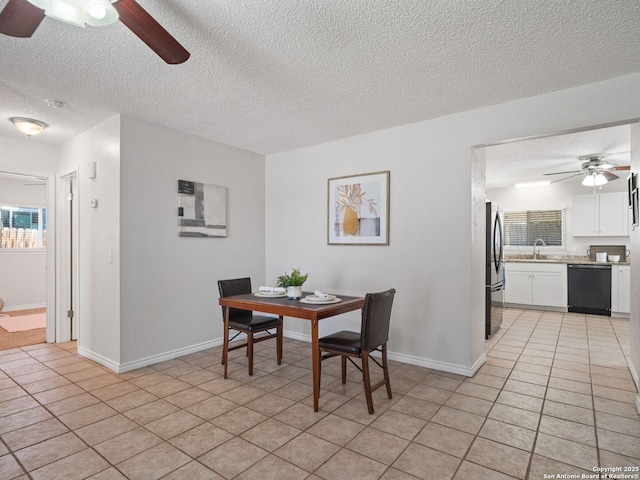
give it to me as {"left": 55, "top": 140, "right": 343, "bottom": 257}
{"left": 503, "top": 209, "right": 565, "bottom": 247}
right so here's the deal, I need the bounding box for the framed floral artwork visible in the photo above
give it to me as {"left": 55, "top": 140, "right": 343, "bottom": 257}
{"left": 327, "top": 171, "right": 390, "bottom": 245}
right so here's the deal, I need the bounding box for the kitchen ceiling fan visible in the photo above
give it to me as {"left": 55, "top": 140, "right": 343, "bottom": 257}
{"left": 543, "top": 154, "right": 630, "bottom": 185}
{"left": 0, "top": 0, "right": 190, "bottom": 64}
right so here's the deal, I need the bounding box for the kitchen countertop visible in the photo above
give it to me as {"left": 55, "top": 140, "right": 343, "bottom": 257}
{"left": 505, "top": 255, "right": 629, "bottom": 266}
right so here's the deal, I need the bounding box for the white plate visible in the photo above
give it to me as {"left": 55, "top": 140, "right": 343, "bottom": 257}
{"left": 305, "top": 294, "right": 336, "bottom": 302}
{"left": 299, "top": 297, "right": 341, "bottom": 304}
{"left": 254, "top": 292, "right": 287, "bottom": 298}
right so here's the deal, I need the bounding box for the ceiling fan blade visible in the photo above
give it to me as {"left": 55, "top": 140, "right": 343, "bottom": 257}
{"left": 113, "top": 0, "right": 190, "bottom": 64}
{"left": 611, "top": 165, "right": 630, "bottom": 171}
{"left": 0, "top": 0, "right": 45, "bottom": 38}
{"left": 550, "top": 172, "right": 585, "bottom": 184}
{"left": 601, "top": 171, "right": 619, "bottom": 181}
{"left": 543, "top": 170, "right": 582, "bottom": 176}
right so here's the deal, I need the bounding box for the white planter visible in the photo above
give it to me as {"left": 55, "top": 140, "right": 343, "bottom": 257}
{"left": 287, "top": 286, "right": 302, "bottom": 299}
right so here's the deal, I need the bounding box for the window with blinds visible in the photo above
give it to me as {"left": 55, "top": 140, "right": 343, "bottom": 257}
{"left": 0, "top": 206, "right": 47, "bottom": 249}
{"left": 503, "top": 209, "right": 565, "bottom": 247}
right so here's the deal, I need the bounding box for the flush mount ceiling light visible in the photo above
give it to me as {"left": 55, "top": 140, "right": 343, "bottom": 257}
{"left": 10, "top": 117, "right": 48, "bottom": 136}
{"left": 25, "top": 0, "right": 118, "bottom": 28}
{"left": 515, "top": 181, "right": 551, "bottom": 189}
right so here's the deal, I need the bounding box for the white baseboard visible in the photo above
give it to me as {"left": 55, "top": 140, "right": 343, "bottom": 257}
{"left": 627, "top": 358, "right": 640, "bottom": 414}
{"left": 77, "top": 347, "right": 122, "bottom": 373}
{"left": 282, "top": 330, "right": 486, "bottom": 377}
{"left": 388, "top": 350, "right": 486, "bottom": 377}
{"left": 77, "top": 328, "right": 487, "bottom": 378}
{"left": 1, "top": 303, "right": 46, "bottom": 312}
{"left": 78, "top": 338, "right": 224, "bottom": 374}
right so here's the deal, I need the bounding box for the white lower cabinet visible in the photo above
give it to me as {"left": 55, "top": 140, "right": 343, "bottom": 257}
{"left": 611, "top": 265, "right": 630, "bottom": 315}
{"left": 504, "top": 263, "right": 567, "bottom": 309}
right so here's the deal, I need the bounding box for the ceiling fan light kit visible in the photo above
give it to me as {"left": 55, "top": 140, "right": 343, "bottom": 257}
{"left": 0, "top": 0, "right": 190, "bottom": 64}
{"left": 25, "top": 0, "right": 118, "bottom": 27}
{"left": 582, "top": 172, "right": 607, "bottom": 187}
{"left": 9, "top": 117, "right": 48, "bottom": 136}
{"left": 543, "top": 153, "right": 630, "bottom": 188}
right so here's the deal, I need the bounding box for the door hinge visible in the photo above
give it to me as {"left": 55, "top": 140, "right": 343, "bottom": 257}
{"left": 67, "top": 310, "right": 74, "bottom": 319}
{"left": 67, "top": 192, "right": 73, "bottom": 201}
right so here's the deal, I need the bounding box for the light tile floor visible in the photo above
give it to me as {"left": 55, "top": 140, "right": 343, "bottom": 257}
{"left": 0, "top": 308, "right": 639, "bottom": 479}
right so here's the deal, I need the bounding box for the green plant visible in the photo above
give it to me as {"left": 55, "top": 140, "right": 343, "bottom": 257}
{"left": 276, "top": 268, "right": 309, "bottom": 287}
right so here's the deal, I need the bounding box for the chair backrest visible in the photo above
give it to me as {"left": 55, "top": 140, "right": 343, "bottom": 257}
{"left": 218, "top": 277, "right": 253, "bottom": 321}
{"left": 360, "top": 288, "right": 396, "bottom": 351}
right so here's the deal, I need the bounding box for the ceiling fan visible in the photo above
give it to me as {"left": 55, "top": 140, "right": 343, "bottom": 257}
{"left": 0, "top": 0, "right": 190, "bottom": 64}
{"left": 543, "top": 154, "right": 630, "bottom": 185}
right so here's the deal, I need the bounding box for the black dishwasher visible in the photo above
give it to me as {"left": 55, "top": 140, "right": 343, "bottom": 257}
{"left": 567, "top": 264, "right": 611, "bottom": 316}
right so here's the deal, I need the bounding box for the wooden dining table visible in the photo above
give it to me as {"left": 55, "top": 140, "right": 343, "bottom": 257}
{"left": 218, "top": 291, "right": 365, "bottom": 412}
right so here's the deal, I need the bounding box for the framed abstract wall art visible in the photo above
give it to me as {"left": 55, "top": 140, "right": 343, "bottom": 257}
{"left": 178, "top": 179, "right": 227, "bottom": 237}
{"left": 327, "top": 171, "right": 390, "bottom": 245}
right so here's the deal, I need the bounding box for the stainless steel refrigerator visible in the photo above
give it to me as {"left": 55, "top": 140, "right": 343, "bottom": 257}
{"left": 485, "top": 201, "right": 504, "bottom": 338}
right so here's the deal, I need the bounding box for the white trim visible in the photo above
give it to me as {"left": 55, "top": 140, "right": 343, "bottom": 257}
{"left": 283, "top": 330, "right": 310, "bottom": 343}
{"left": 504, "top": 303, "right": 567, "bottom": 313}
{"left": 0, "top": 249, "right": 47, "bottom": 255}
{"left": 282, "top": 330, "right": 487, "bottom": 377}
{"left": 627, "top": 359, "right": 640, "bottom": 415}
{"left": 78, "top": 338, "right": 224, "bottom": 374}
{"left": 1, "top": 303, "right": 46, "bottom": 312}
{"left": 79, "top": 328, "right": 487, "bottom": 378}
{"left": 388, "top": 350, "right": 486, "bottom": 377}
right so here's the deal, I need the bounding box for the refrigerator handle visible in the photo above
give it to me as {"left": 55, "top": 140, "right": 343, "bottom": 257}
{"left": 493, "top": 211, "right": 503, "bottom": 273}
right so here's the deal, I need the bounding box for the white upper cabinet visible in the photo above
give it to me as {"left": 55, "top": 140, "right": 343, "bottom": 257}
{"left": 573, "top": 191, "right": 629, "bottom": 236}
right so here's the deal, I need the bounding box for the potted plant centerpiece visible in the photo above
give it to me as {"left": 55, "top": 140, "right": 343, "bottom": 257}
{"left": 277, "top": 268, "right": 309, "bottom": 300}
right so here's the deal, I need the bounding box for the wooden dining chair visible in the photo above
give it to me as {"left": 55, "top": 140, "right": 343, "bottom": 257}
{"left": 218, "top": 277, "right": 283, "bottom": 377}
{"left": 318, "top": 288, "right": 396, "bottom": 414}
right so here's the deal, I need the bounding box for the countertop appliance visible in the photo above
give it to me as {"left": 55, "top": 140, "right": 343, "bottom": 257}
{"left": 567, "top": 264, "right": 611, "bottom": 316}
{"left": 486, "top": 201, "right": 504, "bottom": 338}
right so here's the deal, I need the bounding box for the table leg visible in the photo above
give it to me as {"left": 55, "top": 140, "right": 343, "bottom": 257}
{"left": 311, "top": 319, "right": 320, "bottom": 412}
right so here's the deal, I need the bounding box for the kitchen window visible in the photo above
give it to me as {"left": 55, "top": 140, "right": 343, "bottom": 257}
{"left": 0, "top": 205, "right": 47, "bottom": 249}
{"left": 503, "top": 208, "right": 565, "bottom": 248}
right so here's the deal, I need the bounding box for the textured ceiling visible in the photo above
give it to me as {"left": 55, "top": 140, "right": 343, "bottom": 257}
{"left": 485, "top": 123, "right": 632, "bottom": 189}
{"left": 0, "top": 0, "right": 639, "bottom": 156}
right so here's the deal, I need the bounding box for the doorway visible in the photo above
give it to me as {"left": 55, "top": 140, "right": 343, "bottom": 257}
{"left": 0, "top": 172, "right": 50, "bottom": 349}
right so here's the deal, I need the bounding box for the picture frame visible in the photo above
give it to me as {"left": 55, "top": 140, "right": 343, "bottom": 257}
{"left": 628, "top": 172, "right": 636, "bottom": 207}
{"left": 178, "top": 179, "right": 227, "bottom": 237}
{"left": 327, "top": 171, "right": 390, "bottom": 245}
{"left": 633, "top": 187, "right": 639, "bottom": 229}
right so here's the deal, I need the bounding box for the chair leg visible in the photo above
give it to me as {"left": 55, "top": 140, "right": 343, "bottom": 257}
{"left": 277, "top": 319, "right": 283, "bottom": 365}
{"left": 341, "top": 356, "right": 347, "bottom": 384}
{"left": 382, "top": 343, "right": 392, "bottom": 399}
{"left": 361, "top": 351, "right": 374, "bottom": 414}
{"left": 247, "top": 332, "right": 254, "bottom": 376}
{"left": 223, "top": 320, "right": 230, "bottom": 379}
{"left": 318, "top": 349, "right": 322, "bottom": 389}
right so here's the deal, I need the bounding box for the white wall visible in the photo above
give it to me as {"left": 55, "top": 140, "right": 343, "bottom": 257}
{"left": 58, "top": 115, "right": 121, "bottom": 364}
{"left": 117, "top": 116, "right": 266, "bottom": 368}
{"left": 0, "top": 177, "right": 47, "bottom": 310}
{"left": 266, "top": 73, "right": 640, "bottom": 376}
{"left": 487, "top": 175, "right": 630, "bottom": 256}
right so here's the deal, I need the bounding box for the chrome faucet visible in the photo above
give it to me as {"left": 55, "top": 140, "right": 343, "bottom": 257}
{"left": 533, "top": 238, "right": 546, "bottom": 259}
